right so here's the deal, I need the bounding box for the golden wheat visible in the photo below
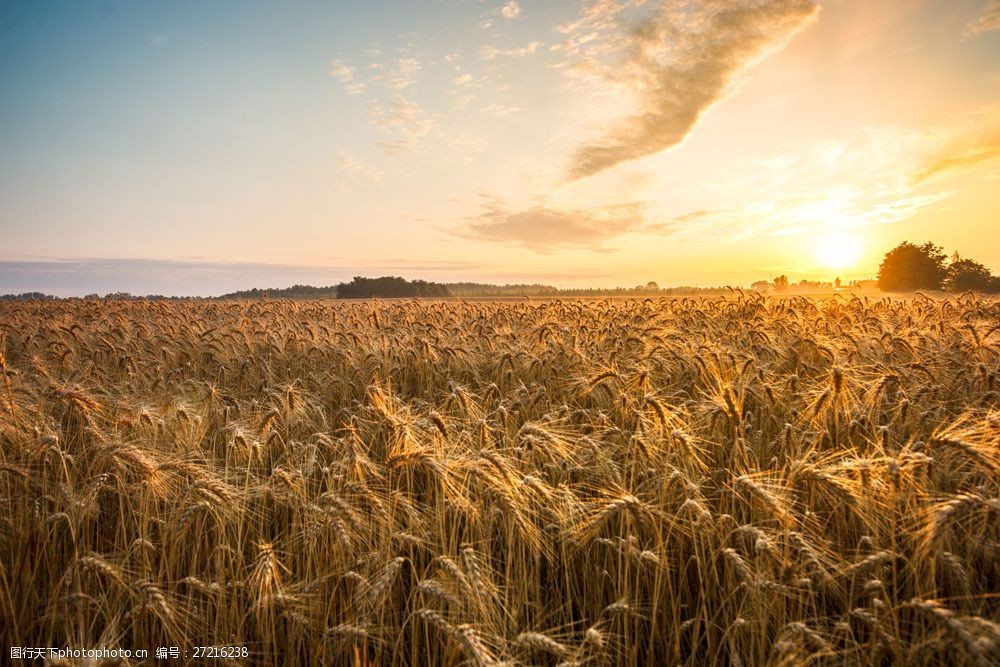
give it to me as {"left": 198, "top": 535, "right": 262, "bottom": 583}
{"left": 0, "top": 294, "right": 997, "bottom": 665}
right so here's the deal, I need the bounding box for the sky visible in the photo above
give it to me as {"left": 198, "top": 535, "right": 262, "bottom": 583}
{"left": 1, "top": 0, "right": 998, "bottom": 296}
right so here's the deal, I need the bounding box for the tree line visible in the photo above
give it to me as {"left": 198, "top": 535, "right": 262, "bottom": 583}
{"left": 877, "top": 241, "right": 1000, "bottom": 293}
{"left": 216, "top": 278, "right": 729, "bottom": 299}
{"left": 216, "top": 284, "right": 338, "bottom": 299}
{"left": 334, "top": 276, "right": 451, "bottom": 298}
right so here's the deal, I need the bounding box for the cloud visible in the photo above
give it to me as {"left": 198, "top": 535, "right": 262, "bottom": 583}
{"left": 501, "top": 1, "right": 522, "bottom": 20}
{"left": 337, "top": 151, "right": 383, "bottom": 183}
{"left": 555, "top": 0, "right": 628, "bottom": 37}
{"left": 329, "top": 59, "right": 365, "bottom": 95}
{"left": 480, "top": 41, "right": 542, "bottom": 59}
{"left": 367, "top": 96, "right": 435, "bottom": 151}
{"left": 375, "top": 57, "right": 422, "bottom": 90}
{"left": 460, "top": 196, "right": 662, "bottom": 252}
{"left": 911, "top": 109, "right": 1000, "bottom": 183}
{"left": 568, "top": 0, "right": 819, "bottom": 180}
{"left": 963, "top": 0, "right": 1000, "bottom": 38}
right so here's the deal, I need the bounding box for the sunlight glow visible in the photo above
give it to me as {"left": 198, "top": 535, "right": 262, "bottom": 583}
{"left": 814, "top": 229, "right": 863, "bottom": 269}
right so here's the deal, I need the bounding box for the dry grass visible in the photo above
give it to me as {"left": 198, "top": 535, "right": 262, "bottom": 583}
{"left": 0, "top": 293, "right": 998, "bottom": 665}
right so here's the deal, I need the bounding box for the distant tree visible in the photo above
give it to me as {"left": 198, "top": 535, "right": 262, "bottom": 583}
{"left": 773, "top": 275, "right": 789, "bottom": 292}
{"left": 945, "top": 256, "right": 998, "bottom": 292}
{"left": 834, "top": 276, "right": 841, "bottom": 289}
{"left": 645, "top": 281, "right": 659, "bottom": 291}
{"left": 0, "top": 292, "right": 56, "bottom": 301}
{"left": 876, "top": 242, "right": 947, "bottom": 292}
{"left": 335, "top": 276, "right": 450, "bottom": 299}
{"left": 750, "top": 280, "right": 771, "bottom": 293}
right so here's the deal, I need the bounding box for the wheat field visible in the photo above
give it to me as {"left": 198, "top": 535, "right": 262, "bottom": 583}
{"left": 0, "top": 295, "right": 998, "bottom": 666}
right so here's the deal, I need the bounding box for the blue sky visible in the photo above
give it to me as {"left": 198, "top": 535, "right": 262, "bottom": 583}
{"left": 1, "top": 1, "right": 999, "bottom": 296}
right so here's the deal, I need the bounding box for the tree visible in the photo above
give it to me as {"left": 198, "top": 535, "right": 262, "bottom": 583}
{"left": 334, "top": 276, "right": 451, "bottom": 299}
{"left": 876, "top": 242, "right": 947, "bottom": 292}
{"left": 773, "top": 275, "right": 788, "bottom": 292}
{"left": 945, "top": 257, "right": 998, "bottom": 292}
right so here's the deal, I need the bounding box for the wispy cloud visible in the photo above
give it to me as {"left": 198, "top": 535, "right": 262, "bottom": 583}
{"left": 911, "top": 108, "right": 1000, "bottom": 183}
{"left": 329, "top": 59, "right": 365, "bottom": 95}
{"left": 481, "top": 1, "right": 522, "bottom": 29}
{"left": 555, "top": 0, "right": 629, "bottom": 38}
{"left": 480, "top": 41, "right": 542, "bottom": 59}
{"left": 367, "top": 96, "right": 435, "bottom": 153}
{"left": 459, "top": 196, "right": 662, "bottom": 252}
{"left": 963, "top": 0, "right": 1000, "bottom": 38}
{"left": 567, "top": 0, "right": 819, "bottom": 180}
{"left": 501, "top": 1, "right": 522, "bottom": 20}
{"left": 332, "top": 54, "right": 423, "bottom": 102}
{"left": 337, "top": 151, "right": 382, "bottom": 183}
{"left": 373, "top": 57, "right": 422, "bottom": 90}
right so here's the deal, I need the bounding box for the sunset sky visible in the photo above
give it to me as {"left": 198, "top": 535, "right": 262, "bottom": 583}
{"left": 1, "top": 0, "right": 998, "bottom": 296}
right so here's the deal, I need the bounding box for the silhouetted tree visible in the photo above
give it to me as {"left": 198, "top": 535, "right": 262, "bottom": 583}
{"left": 773, "top": 275, "right": 789, "bottom": 292}
{"left": 335, "top": 276, "right": 450, "bottom": 299}
{"left": 876, "top": 242, "right": 947, "bottom": 291}
{"left": 0, "top": 292, "right": 55, "bottom": 301}
{"left": 945, "top": 256, "right": 999, "bottom": 293}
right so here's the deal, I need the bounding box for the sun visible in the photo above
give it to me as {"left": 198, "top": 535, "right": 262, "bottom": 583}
{"left": 814, "top": 229, "right": 863, "bottom": 269}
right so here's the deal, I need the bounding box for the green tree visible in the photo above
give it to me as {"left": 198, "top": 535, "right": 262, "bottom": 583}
{"left": 876, "top": 242, "right": 947, "bottom": 292}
